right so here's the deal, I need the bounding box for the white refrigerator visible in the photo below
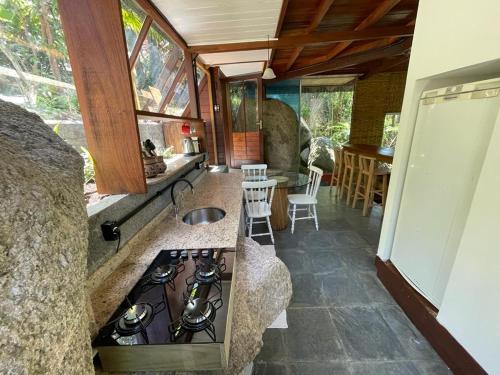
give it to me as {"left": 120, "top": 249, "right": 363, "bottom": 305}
{"left": 391, "top": 78, "right": 500, "bottom": 308}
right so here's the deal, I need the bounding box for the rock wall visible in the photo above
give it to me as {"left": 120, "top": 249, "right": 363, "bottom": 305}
{"left": 0, "top": 100, "right": 93, "bottom": 374}
{"left": 56, "top": 121, "right": 166, "bottom": 152}
{"left": 262, "top": 99, "right": 300, "bottom": 172}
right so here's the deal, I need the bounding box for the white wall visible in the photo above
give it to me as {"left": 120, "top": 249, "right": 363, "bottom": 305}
{"left": 377, "top": 0, "right": 500, "bottom": 373}
{"left": 438, "top": 110, "right": 500, "bottom": 374}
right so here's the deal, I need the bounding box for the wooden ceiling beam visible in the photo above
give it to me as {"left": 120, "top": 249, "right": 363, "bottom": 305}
{"left": 339, "top": 18, "right": 416, "bottom": 58}
{"left": 361, "top": 54, "right": 409, "bottom": 80}
{"left": 283, "top": 0, "right": 336, "bottom": 71}
{"left": 189, "top": 25, "right": 413, "bottom": 54}
{"left": 299, "top": 0, "right": 402, "bottom": 67}
{"left": 277, "top": 38, "right": 412, "bottom": 80}
{"left": 269, "top": 0, "right": 289, "bottom": 67}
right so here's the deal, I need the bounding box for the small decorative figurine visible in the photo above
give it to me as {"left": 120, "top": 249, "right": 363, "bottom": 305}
{"left": 142, "top": 139, "right": 167, "bottom": 178}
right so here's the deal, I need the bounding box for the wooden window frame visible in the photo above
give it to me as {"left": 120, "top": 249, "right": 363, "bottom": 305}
{"left": 58, "top": 0, "right": 203, "bottom": 195}
{"left": 126, "top": 0, "right": 201, "bottom": 122}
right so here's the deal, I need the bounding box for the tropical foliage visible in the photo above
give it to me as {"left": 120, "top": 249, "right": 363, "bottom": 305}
{"left": 0, "top": 0, "right": 80, "bottom": 120}
{"left": 301, "top": 88, "right": 353, "bottom": 148}
{"left": 80, "top": 146, "right": 95, "bottom": 184}
{"left": 382, "top": 112, "right": 401, "bottom": 148}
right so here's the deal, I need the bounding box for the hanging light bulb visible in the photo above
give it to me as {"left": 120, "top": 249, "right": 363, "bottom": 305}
{"left": 262, "top": 35, "right": 276, "bottom": 80}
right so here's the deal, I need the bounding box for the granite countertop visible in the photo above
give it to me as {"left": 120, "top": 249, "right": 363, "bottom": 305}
{"left": 89, "top": 172, "right": 244, "bottom": 331}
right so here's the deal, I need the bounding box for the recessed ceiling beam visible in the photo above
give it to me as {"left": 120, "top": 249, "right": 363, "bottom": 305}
{"left": 189, "top": 25, "right": 413, "bottom": 54}
{"left": 283, "top": 0, "right": 335, "bottom": 71}
{"left": 277, "top": 38, "right": 412, "bottom": 80}
{"left": 299, "top": 0, "right": 402, "bottom": 67}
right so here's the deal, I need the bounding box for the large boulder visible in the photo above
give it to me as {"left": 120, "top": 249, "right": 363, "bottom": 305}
{"left": 308, "top": 136, "right": 335, "bottom": 172}
{"left": 300, "top": 147, "right": 310, "bottom": 166}
{"left": 0, "top": 100, "right": 93, "bottom": 374}
{"left": 263, "top": 99, "right": 300, "bottom": 171}
{"left": 225, "top": 238, "right": 292, "bottom": 374}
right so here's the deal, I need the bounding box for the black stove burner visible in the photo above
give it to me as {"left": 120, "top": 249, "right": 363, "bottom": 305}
{"left": 151, "top": 264, "right": 177, "bottom": 283}
{"left": 182, "top": 298, "right": 216, "bottom": 328}
{"left": 142, "top": 259, "right": 185, "bottom": 292}
{"left": 195, "top": 263, "right": 218, "bottom": 283}
{"left": 115, "top": 303, "right": 154, "bottom": 337}
{"left": 187, "top": 256, "right": 226, "bottom": 290}
{"left": 169, "top": 296, "right": 223, "bottom": 342}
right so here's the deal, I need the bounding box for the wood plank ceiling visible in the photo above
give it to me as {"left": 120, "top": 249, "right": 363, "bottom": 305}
{"left": 151, "top": 0, "right": 282, "bottom": 76}
{"left": 152, "top": 0, "right": 418, "bottom": 79}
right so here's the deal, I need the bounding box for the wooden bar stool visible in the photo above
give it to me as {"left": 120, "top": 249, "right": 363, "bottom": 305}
{"left": 352, "top": 155, "right": 390, "bottom": 216}
{"left": 329, "top": 147, "right": 343, "bottom": 197}
{"left": 339, "top": 151, "right": 357, "bottom": 205}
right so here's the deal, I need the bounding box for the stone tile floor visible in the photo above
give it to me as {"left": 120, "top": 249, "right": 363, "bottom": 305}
{"left": 251, "top": 187, "right": 451, "bottom": 375}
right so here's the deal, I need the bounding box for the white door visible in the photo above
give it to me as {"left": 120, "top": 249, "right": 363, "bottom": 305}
{"left": 391, "top": 81, "right": 500, "bottom": 308}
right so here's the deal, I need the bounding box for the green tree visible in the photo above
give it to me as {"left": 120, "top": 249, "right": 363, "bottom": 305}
{"left": 301, "top": 87, "right": 353, "bottom": 148}
{"left": 0, "top": 0, "right": 80, "bottom": 119}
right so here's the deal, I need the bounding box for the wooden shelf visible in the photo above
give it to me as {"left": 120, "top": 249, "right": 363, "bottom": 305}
{"left": 136, "top": 110, "right": 204, "bottom": 124}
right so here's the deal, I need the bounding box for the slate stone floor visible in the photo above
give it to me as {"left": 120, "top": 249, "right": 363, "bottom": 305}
{"left": 251, "top": 187, "right": 451, "bottom": 375}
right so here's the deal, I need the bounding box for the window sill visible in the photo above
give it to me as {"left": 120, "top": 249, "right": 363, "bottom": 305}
{"left": 86, "top": 153, "right": 204, "bottom": 217}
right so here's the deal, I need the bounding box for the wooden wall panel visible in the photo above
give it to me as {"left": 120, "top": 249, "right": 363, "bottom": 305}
{"left": 198, "top": 79, "right": 216, "bottom": 164}
{"left": 163, "top": 121, "right": 207, "bottom": 155}
{"left": 58, "top": 0, "right": 146, "bottom": 194}
{"left": 212, "top": 67, "right": 229, "bottom": 165}
{"left": 232, "top": 132, "right": 261, "bottom": 161}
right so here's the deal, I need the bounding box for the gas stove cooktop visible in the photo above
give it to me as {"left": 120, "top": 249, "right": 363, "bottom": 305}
{"left": 94, "top": 248, "right": 235, "bottom": 372}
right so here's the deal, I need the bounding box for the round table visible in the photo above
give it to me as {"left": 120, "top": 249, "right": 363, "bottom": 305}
{"left": 269, "top": 172, "right": 309, "bottom": 231}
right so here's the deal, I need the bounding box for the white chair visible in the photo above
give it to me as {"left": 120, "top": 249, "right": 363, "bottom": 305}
{"left": 288, "top": 166, "right": 323, "bottom": 234}
{"left": 242, "top": 179, "right": 277, "bottom": 243}
{"left": 241, "top": 164, "right": 268, "bottom": 181}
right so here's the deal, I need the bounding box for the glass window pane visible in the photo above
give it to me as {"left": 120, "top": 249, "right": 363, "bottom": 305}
{"left": 121, "top": 0, "right": 147, "bottom": 56}
{"left": 196, "top": 66, "right": 205, "bottom": 87}
{"left": 300, "top": 85, "right": 354, "bottom": 148}
{"left": 0, "top": 0, "right": 83, "bottom": 150}
{"left": 132, "top": 22, "right": 184, "bottom": 112}
{"left": 229, "top": 82, "right": 244, "bottom": 131}
{"left": 383, "top": 112, "right": 401, "bottom": 147}
{"left": 165, "top": 76, "right": 189, "bottom": 116}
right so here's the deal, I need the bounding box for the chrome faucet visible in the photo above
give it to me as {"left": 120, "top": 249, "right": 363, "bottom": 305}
{"left": 170, "top": 178, "right": 194, "bottom": 218}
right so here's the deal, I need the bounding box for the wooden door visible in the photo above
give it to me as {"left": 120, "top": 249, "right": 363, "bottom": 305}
{"left": 227, "top": 79, "right": 263, "bottom": 168}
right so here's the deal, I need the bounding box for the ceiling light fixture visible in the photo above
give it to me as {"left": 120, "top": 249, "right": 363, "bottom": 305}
{"left": 262, "top": 35, "right": 276, "bottom": 80}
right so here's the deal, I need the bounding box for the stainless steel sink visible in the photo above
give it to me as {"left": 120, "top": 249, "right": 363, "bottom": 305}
{"left": 182, "top": 207, "right": 226, "bottom": 225}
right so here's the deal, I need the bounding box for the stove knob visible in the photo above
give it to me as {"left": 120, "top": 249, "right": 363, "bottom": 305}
{"left": 170, "top": 250, "right": 179, "bottom": 259}
{"left": 180, "top": 250, "right": 188, "bottom": 260}
{"left": 201, "top": 250, "right": 209, "bottom": 258}
{"left": 192, "top": 250, "right": 199, "bottom": 260}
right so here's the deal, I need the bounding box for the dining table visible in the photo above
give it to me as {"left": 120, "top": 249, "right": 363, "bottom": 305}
{"left": 342, "top": 143, "right": 394, "bottom": 163}
{"left": 267, "top": 171, "right": 310, "bottom": 231}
